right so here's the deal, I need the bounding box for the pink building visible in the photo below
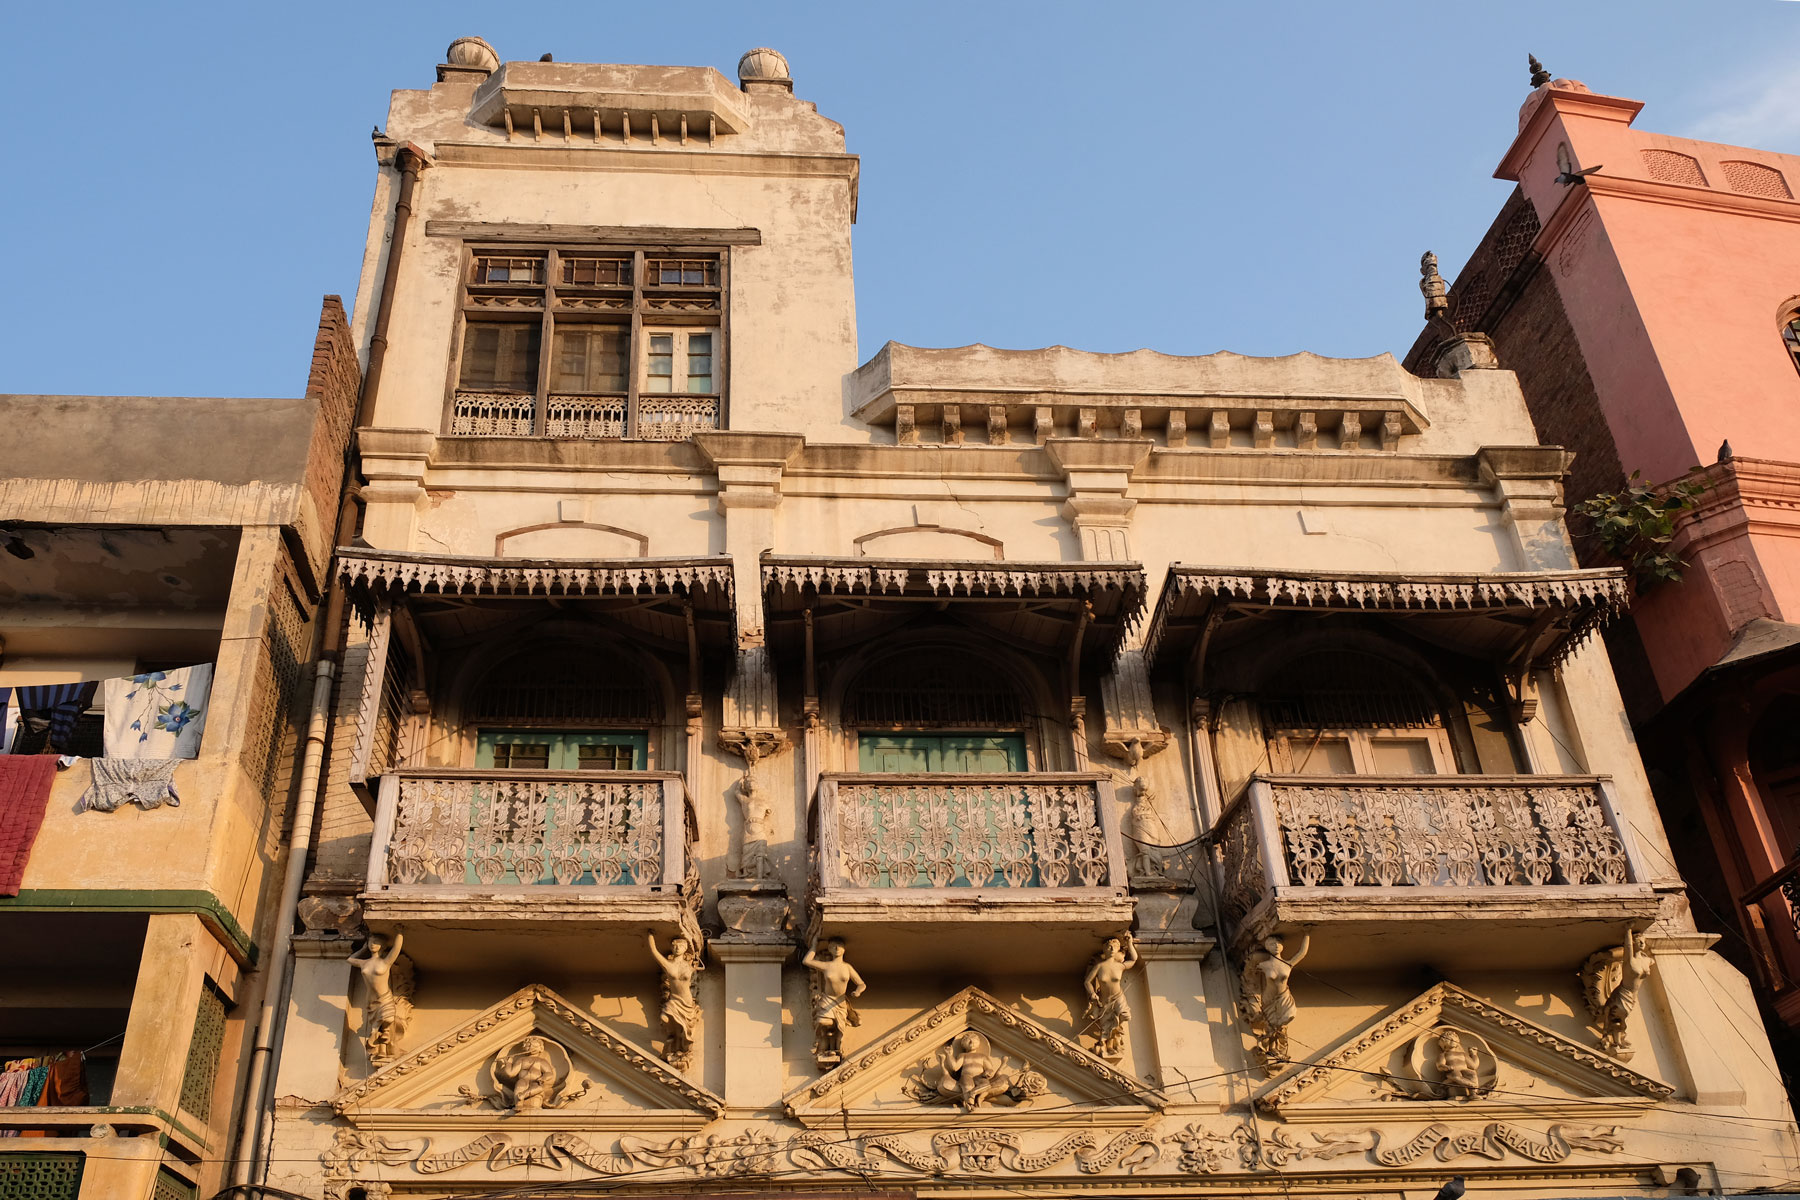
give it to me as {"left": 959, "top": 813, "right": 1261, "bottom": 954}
{"left": 1409, "top": 62, "right": 1800, "bottom": 1040}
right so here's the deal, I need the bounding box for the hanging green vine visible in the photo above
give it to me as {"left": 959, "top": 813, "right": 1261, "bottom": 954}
{"left": 1573, "top": 469, "right": 1707, "bottom": 589}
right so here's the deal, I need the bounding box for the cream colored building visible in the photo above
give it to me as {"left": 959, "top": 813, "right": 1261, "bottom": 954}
{"left": 266, "top": 40, "right": 1800, "bottom": 1199}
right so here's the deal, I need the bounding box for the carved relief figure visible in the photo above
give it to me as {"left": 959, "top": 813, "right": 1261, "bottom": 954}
{"left": 800, "top": 936, "right": 865, "bottom": 1066}
{"left": 648, "top": 931, "right": 704, "bottom": 1071}
{"left": 903, "top": 1031, "right": 1048, "bottom": 1111}
{"left": 460, "top": 1035, "right": 591, "bottom": 1112}
{"left": 348, "top": 932, "right": 414, "bottom": 1063}
{"left": 1238, "top": 933, "right": 1310, "bottom": 1072}
{"left": 1434, "top": 1029, "right": 1482, "bottom": 1099}
{"left": 1083, "top": 932, "right": 1140, "bottom": 1060}
{"left": 730, "top": 773, "right": 777, "bottom": 881}
{"left": 1581, "top": 928, "right": 1654, "bottom": 1061}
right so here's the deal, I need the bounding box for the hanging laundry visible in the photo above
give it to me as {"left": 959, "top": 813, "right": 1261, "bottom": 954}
{"left": 77, "top": 759, "right": 181, "bottom": 814}
{"left": 0, "top": 756, "right": 58, "bottom": 896}
{"left": 0, "top": 688, "right": 16, "bottom": 754}
{"left": 15, "top": 682, "right": 98, "bottom": 754}
{"left": 101, "top": 665, "right": 212, "bottom": 760}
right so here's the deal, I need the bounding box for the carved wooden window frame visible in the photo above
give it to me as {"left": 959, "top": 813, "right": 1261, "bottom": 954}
{"left": 445, "top": 242, "right": 728, "bottom": 439}
{"left": 1268, "top": 725, "right": 1457, "bottom": 776}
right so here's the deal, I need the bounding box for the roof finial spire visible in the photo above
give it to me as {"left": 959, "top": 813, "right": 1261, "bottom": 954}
{"left": 1420, "top": 251, "right": 1450, "bottom": 322}
{"left": 1528, "top": 54, "right": 1551, "bottom": 88}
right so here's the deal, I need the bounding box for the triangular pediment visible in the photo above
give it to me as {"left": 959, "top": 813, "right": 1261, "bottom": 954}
{"left": 783, "top": 986, "right": 1165, "bottom": 1130}
{"left": 1255, "top": 982, "right": 1674, "bottom": 1121}
{"left": 331, "top": 985, "right": 722, "bottom": 1133}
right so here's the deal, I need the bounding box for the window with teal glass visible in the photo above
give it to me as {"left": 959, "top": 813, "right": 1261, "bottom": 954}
{"left": 476, "top": 729, "right": 649, "bottom": 770}
{"left": 858, "top": 733, "right": 1027, "bottom": 773}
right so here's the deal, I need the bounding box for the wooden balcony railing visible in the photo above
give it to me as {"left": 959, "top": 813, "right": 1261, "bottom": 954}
{"left": 816, "top": 772, "right": 1125, "bottom": 893}
{"left": 365, "top": 768, "right": 686, "bottom": 894}
{"left": 1217, "top": 774, "right": 1648, "bottom": 928}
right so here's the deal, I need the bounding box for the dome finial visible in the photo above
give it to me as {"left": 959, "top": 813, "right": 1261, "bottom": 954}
{"left": 1528, "top": 54, "right": 1552, "bottom": 88}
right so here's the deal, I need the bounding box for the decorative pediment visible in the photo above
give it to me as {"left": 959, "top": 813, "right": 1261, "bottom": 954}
{"left": 783, "top": 986, "right": 1165, "bottom": 1130}
{"left": 331, "top": 985, "right": 722, "bottom": 1132}
{"left": 1255, "top": 983, "right": 1673, "bottom": 1121}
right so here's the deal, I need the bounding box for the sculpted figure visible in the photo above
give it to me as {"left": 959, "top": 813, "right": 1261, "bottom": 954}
{"left": 800, "top": 936, "right": 865, "bottom": 1066}
{"left": 731, "top": 774, "right": 776, "bottom": 881}
{"left": 1581, "top": 928, "right": 1654, "bottom": 1061}
{"left": 648, "top": 931, "right": 704, "bottom": 1070}
{"left": 497, "top": 1036, "right": 559, "bottom": 1112}
{"left": 1237, "top": 933, "right": 1310, "bottom": 1072}
{"left": 1434, "top": 1029, "right": 1482, "bottom": 1099}
{"left": 347, "top": 932, "right": 413, "bottom": 1063}
{"left": 905, "top": 1031, "right": 1047, "bottom": 1111}
{"left": 1083, "top": 932, "right": 1140, "bottom": 1060}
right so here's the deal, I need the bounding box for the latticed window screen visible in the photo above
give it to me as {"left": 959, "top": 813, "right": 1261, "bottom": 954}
{"left": 471, "top": 647, "right": 659, "bottom": 725}
{"left": 178, "top": 983, "right": 228, "bottom": 1120}
{"left": 1260, "top": 650, "right": 1441, "bottom": 729}
{"left": 243, "top": 564, "right": 308, "bottom": 800}
{"left": 0, "top": 1153, "right": 84, "bottom": 1200}
{"left": 151, "top": 1169, "right": 198, "bottom": 1200}
{"left": 845, "top": 655, "right": 1027, "bottom": 729}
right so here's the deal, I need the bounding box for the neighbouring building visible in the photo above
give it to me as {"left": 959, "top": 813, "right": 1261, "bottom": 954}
{"left": 106, "top": 38, "right": 1800, "bottom": 1200}
{"left": 0, "top": 300, "right": 359, "bottom": 1198}
{"left": 1406, "top": 62, "right": 1800, "bottom": 1075}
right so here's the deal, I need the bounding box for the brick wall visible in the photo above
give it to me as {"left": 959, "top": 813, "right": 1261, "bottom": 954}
{"left": 300, "top": 296, "right": 361, "bottom": 576}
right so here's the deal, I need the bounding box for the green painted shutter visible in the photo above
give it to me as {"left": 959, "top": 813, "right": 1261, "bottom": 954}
{"left": 858, "top": 733, "right": 1025, "bottom": 773}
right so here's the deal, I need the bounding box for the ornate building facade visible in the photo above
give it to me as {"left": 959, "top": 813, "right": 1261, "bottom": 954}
{"left": 1406, "top": 63, "right": 1800, "bottom": 1069}
{"left": 243, "top": 42, "right": 1800, "bottom": 1200}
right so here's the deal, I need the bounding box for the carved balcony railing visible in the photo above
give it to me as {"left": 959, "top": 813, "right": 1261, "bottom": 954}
{"left": 361, "top": 770, "right": 684, "bottom": 921}
{"left": 812, "top": 773, "right": 1132, "bottom": 971}
{"left": 1215, "top": 775, "right": 1657, "bottom": 969}
{"left": 448, "top": 391, "right": 719, "bottom": 440}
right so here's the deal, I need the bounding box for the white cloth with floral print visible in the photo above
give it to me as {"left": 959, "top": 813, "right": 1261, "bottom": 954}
{"left": 101, "top": 664, "right": 213, "bottom": 759}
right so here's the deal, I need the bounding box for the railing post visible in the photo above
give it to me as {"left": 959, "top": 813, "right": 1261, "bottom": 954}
{"left": 366, "top": 773, "right": 400, "bottom": 892}
{"left": 1248, "top": 778, "right": 1291, "bottom": 888}
{"left": 662, "top": 776, "right": 685, "bottom": 890}
{"left": 1092, "top": 776, "right": 1128, "bottom": 889}
{"left": 1593, "top": 777, "right": 1648, "bottom": 885}
{"left": 816, "top": 778, "right": 842, "bottom": 890}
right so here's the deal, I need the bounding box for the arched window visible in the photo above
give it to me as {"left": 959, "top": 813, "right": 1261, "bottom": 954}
{"left": 1782, "top": 310, "right": 1800, "bottom": 377}
{"left": 1260, "top": 649, "right": 1453, "bottom": 776}
{"left": 844, "top": 650, "right": 1030, "bottom": 773}
{"left": 469, "top": 642, "right": 658, "bottom": 770}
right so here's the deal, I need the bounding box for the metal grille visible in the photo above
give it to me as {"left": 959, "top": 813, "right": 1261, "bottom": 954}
{"left": 451, "top": 391, "right": 535, "bottom": 435}
{"left": 370, "top": 634, "right": 414, "bottom": 776}
{"left": 1261, "top": 650, "right": 1440, "bottom": 730}
{"left": 243, "top": 568, "right": 308, "bottom": 801}
{"left": 0, "top": 1154, "right": 83, "bottom": 1200}
{"left": 846, "top": 656, "right": 1026, "bottom": 728}
{"left": 472, "top": 649, "right": 658, "bottom": 725}
{"left": 1641, "top": 149, "right": 1707, "bottom": 186}
{"left": 1722, "top": 160, "right": 1793, "bottom": 199}
{"left": 151, "top": 1169, "right": 198, "bottom": 1200}
{"left": 178, "top": 984, "right": 227, "bottom": 1120}
{"left": 545, "top": 395, "right": 627, "bottom": 439}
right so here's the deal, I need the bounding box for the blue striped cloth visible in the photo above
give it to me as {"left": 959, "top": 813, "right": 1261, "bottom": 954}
{"left": 16, "top": 682, "right": 97, "bottom": 752}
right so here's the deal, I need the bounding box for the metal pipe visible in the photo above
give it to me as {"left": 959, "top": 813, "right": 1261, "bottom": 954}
{"left": 353, "top": 145, "right": 425, "bottom": 432}
{"left": 229, "top": 658, "right": 335, "bottom": 1187}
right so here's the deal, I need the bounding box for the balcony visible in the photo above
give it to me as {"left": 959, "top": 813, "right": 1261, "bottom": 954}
{"left": 811, "top": 772, "right": 1133, "bottom": 972}
{"left": 362, "top": 768, "right": 691, "bottom": 969}
{"left": 1215, "top": 774, "right": 1658, "bottom": 970}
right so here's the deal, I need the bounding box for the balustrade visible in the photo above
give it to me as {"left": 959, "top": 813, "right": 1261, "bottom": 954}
{"left": 366, "top": 769, "right": 686, "bottom": 893}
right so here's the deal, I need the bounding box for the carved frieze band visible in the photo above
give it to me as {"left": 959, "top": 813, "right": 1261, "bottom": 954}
{"left": 337, "top": 552, "right": 734, "bottom": 598}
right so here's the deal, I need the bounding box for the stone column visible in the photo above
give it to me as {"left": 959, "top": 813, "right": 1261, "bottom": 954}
{"left": 1134, "top": 917, "right": 1221, "bottom": 1110}
{"left": 692, "top": 431, "right": 805, "bottom": 646}
{"left": 275, "top": 933, "right": 357, "bottom": 1102}
{"left": 709, "top": 938, "right": 791, "bottom": 1110}
{"left": 1644, "top": 934, "right": 1750, "bottom": 1106}
{"left": 357, "top": 427, "right": 435, "bottom": 551}
{"left": 1044, "top": 438, "right": 1153, "bottom": 562}
{"left": 113, "top": 914, "right": 212, "bottom": 1116}
{"left": 1479, "top": 445, "right": 1579, "bottom": 570}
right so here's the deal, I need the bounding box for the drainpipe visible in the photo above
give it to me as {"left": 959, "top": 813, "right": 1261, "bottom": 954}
{"left": 230, "top": 142, "right": 423, "bottom": 1191}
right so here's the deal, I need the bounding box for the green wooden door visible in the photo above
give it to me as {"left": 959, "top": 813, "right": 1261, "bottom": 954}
{"left": 476, "top": 729, "right": 649, "bottom": 769}
{"left": 857, "top": 732, "right": 1026, "bottom": 773}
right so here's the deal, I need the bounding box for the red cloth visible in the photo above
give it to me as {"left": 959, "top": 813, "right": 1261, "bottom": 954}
{"left": 0, "top": 756, "right": 58, "bottom": 896}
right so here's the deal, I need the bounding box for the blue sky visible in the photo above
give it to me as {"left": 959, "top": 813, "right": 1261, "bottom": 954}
{"left": 5, "top": 2, "right": 1799, "bottom": 398}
